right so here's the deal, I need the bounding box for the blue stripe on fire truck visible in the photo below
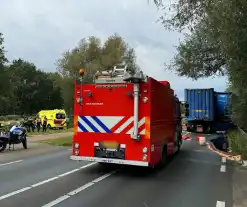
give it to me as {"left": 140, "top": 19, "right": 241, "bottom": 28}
{"left": 77, "top": 116, "right": 146, "bottom": 134}
{"left": 80, "top": 116, "right": 100, "bottom": 133}
{"left": 91, "top": 116, "right": 111, "bottom": 133}
{"left": 78, "top": 121, "right": 88, "bottom": 132}
{"left": 78, "top": 116, "right": 112, "bottom": 133}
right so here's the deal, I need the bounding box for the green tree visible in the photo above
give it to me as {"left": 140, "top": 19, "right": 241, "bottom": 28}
{"left": 0, "top": 33, "right": 7, "bottom": 67}
{"left": 155, "top": 0, "right": 247, "bottom": 129}
{"left": 8, "top": 59, "right": 63, "bottom": 115}
{"left": 56, "top": 34, "right": 139, "bottom": 113}
{"left": 166, "top": 18, "right": 226, "bottom": 79}
{"left": 47, "top": 72, "right": 65, "bottom": 109}
{"left": 0, "top": 33, "right": 12, "bottom": 114}
{"left": 155, "top": 0, "right": 209, "bottom": 32}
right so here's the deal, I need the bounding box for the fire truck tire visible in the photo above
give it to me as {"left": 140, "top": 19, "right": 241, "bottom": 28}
{"left": 176, "top": 133, "right": 182, "bottom": 154}
{"left": 156, "top": 145, "right": 168, "bottom": 169}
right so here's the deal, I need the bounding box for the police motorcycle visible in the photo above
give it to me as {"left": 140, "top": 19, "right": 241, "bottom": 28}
{"left": 0, "top": 123, "right": 28, "bottom": 152}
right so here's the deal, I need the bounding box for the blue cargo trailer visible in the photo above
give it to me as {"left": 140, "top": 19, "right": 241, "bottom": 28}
{"left": 184, "top": 88, "right": 215, "bottom": 133}
{"left": 184, "top": 88, "right": 233, "bottom": 133}
{"left": 214, "top": 92, "right": 232, "bottom": 122}
{"left": 185, "top": 88, "right": 215, "bottom": 121}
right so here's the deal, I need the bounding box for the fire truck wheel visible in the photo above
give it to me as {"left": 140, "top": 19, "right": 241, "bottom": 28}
{"left": 176, "top": 133, "right": 182, "bottom": 154}
{"left": 157, "top": 145, "right": 168, "bottom": 169}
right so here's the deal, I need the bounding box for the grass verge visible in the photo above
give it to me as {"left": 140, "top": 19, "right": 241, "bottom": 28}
{"left": 228, "top": 129, "right": 247, "bottom": 160}
{"left": 39, "top": 136, "right": 72, "bottom": 147}
{"left": 28, "top": 128, "right": 73, "bottom": 136}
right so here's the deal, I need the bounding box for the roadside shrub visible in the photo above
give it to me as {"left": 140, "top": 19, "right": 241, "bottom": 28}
{"left": 228, "top": 129, "right": 247, "bottom": 160}
{"left": 0, "top": 115, "right": 21, "bottom": 121}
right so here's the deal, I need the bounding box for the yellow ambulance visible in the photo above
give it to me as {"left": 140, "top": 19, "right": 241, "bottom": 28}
{"left": 37, "top": 109, "right": 67, "bottom": 129}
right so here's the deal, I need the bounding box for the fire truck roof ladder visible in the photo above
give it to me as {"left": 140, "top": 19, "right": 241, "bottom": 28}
{"left": 94, "top": 61, "right": 148, "bottom": 84}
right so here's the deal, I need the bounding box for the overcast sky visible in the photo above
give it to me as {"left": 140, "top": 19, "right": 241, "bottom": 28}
{"left": 0, "top": 0, "right": 227, "bottom": 100}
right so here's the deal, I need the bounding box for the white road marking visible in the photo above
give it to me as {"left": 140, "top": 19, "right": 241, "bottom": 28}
{"left": 32, "top": 177, "right": 60, "bottom": 188}
{"left": 67, "top": 149, "right": 72, "bottom": 151}
{"left": 42, "top": 171, "right": 116, "bottom": 207}
{"left": 216, "top": 201, "right": 225, "bottom": 207}
{"left": 43, "top": 195, "right": 70, "bottom": 207}
{"left": 221, "top": 157, "right": 226, "bottom": 163}
{"left": 220, "top": 165, "right": 226, "bottom": 172}
{"left": 58, "top": 168, "right": 79, "bottom": 177}
{"left": 0, "top": 187, "right": 31, "bottom": 200}
{"left": 0, "top": 162, "right": 96, "bottom": 201}
{"left": 0, "top": 160, "right": 23, "bottom": 167}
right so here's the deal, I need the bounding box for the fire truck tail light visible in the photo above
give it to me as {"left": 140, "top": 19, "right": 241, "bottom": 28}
{"left": 74, "top": 143, "right": 80, "bottom": 149}
{"left": 142, "top": 154, "right": 148, "bottom": 161}
{"left": 142, "top": 147, "right": 148, "bottom": 153}
{"left": 74, "top": 149, "right": 79, "bottom": 156}
{"left": 142, "top": 97, "right": 148, "bottom": 103}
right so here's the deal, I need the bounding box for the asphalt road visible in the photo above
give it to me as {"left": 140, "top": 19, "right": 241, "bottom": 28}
{"left": 0, "top": 133, "right": 233, "bottom": 207}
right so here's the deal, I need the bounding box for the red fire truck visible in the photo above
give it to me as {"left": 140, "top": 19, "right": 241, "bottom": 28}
{"left": 70, "top": 63, "right": 183, "bottom": 167}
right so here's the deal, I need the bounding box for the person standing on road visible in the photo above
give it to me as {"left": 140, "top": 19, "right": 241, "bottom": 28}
{"left": 37, "top": 117, "right": 41, "bottom": 132}
{"left": 42, "top": 116, "right": 48, "bottom": 132}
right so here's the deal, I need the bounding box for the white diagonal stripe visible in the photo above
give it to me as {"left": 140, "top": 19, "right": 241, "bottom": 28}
{"left": 126, "top": 117, "right": 146, "bottom": 134}
{"left": 85, "top": 116, "right": 105, "bottom": 133}
{"left": 99, "top": 116, "right": 124, "bottom": 129}
{"left": 77, "top": 122, "right": 83, "bottom": 132}
{"left": 115, "top": 117, "right": 134, "bottom": 133}
{"left": 78, "top": 116, "right": 93, "bottom": 132}
{"left": 140, "top": 129, "right": 146, "bottom": 135}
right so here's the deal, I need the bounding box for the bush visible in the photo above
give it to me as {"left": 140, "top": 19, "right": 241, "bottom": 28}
{"left": 0, "top": 115, "right": 21, "bottom": 121}
{"left": 228, "top": 129, "right": 247, "bottom": 160}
